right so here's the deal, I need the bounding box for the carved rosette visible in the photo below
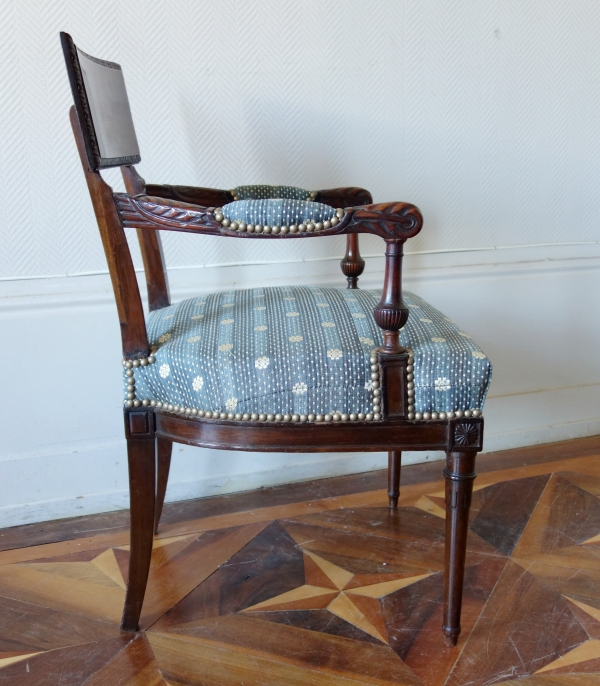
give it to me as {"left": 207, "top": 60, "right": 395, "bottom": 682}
{"left": 451, "top": 420, "right": 483, "bottom": 450}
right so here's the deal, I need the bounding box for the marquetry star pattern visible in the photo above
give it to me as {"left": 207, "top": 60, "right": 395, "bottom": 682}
{"left": 243, "top": 548, "right": 433, "bottom": 644}
{"left": 4, "top": 466, "right": 600, "bottom": 683}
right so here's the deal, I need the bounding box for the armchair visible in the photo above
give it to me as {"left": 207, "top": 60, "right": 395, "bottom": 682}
{"left": 61, "top": 32, "right": 492, "bottom": 647}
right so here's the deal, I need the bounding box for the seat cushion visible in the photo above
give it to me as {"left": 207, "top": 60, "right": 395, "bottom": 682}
{"left": 221, "top": 199, "right": 338, "bottom": 232}
{"left": 125, "top": 287, "right": 492, "bottom": 422}
{"left": 231, "top": 185, "right": 316, "bottom": 201}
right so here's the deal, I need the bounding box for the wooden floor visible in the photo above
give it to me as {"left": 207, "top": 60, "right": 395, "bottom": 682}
{"left": 1, "top": 437, "right": 600, "bottom": 685}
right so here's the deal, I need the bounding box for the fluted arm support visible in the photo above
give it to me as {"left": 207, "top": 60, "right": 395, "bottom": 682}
{"left": 374, "top": 240, "right": 408, "bottom": 353}
{"left": 372, "top": 240, "right": 412, "bottom": 421}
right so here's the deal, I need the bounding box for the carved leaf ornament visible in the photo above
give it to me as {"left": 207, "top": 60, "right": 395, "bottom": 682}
{"left": 115, "top": 194, "right": 423, "bottom": 241}
{"left": 115, "top": 194, "right": 220, "bottom": 232}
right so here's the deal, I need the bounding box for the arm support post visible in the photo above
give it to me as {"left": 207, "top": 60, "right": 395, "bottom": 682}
{"left": 374, "top": 240, "right": 408, "bottom": 353}
{"left": 340, "top": 234, "right": 365, "bottom": 289}
{"left": 373, "top": 240, "right": 411, "bottom": 420}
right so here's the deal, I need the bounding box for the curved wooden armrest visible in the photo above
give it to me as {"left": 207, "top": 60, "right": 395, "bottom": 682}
{"left": 115, "top": 193, "right": 423, "bottom": 242}
{"left": 144, "top": 183, "right": 234, "bottom": 207}
{"left": 345, "top": 202, "right": 422, "bottom": 240}
{"left": 314, "top": 187, "right": 373, "bottom": 208}
{"left": 144, "top": 184, "right": 371, "bottom": 209}
{"left": 122, "top": 166, "right": 373, "bottom": 211}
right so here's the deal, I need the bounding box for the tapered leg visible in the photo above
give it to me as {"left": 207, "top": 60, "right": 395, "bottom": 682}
{"left": 154, "top": 437, "right": 172, "bottom": 535}
{"left": 443, "top": 450, "right": 477, "bottom": 647}
{"left": 121, "top": 437, "right": 156, "bottom": 632}
{"left": 388, "top": 451, "right": 401, "bottom": 508}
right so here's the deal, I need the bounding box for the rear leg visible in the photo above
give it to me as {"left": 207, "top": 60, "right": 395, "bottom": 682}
{"left": 154, "top": 437, "right": 172, "bottom": 534}
{"left": 121, "top": 436, "right": 156, "bottom": 631}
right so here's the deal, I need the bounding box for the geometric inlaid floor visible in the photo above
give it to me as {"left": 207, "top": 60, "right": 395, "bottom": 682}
{"left": 2, "top": 439, "right": 600, "bottom": 684}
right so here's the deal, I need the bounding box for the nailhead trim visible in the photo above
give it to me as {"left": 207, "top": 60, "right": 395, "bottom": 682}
{"left": 122, "top": 348, "right": 157, "bottom": 408}
{"left": 122, "top": 347, "right": 483, "bottom": 422}
{"left": 212, "top": 207, "right": 345, "bottom": 235}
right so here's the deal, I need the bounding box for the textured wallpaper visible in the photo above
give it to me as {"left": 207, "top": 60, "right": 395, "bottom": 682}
{"left": 1, "top": 0, "right": 599, "bottom": 279}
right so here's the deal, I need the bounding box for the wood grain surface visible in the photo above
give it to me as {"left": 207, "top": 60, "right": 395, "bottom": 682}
{"left": 2, "top": 436, "right": 600, "bottom": 684}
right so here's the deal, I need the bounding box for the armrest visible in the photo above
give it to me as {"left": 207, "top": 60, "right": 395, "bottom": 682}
{"left": 146, "top": 184, "right": 371, "bottom": 208}
{"left": 314, "top": 187, "right": 373, "bottom": 208}
{"left": 144, "top": 184, "right": 234, "bottom": 207}
{"left": 114, "top": 194, "right": 423, "bottom": 241}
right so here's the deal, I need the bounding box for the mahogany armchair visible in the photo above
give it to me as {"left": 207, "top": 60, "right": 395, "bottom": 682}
{"left": 61, "top": 32, "right": 492, "bottom": 647}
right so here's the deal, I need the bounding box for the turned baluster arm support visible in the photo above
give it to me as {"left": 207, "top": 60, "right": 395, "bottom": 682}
{"left": 341, "top": 235, "right": 365, "bottom": 289}
{"left": 313, "top": 188, "right": 373, "bottom": 289}
{"left": 372, "top": 240, "right": 412, "bottom": 421}
{"left": 374, "top": 240, "right": 409, "bottom": 354}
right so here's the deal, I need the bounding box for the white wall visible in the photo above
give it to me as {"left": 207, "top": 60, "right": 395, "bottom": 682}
{"left": 1, "top": 0, "right": 599, "bottom": 526}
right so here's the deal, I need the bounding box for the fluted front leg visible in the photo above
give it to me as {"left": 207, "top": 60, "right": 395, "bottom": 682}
{"left": 443, "top": 450, "right": 477, "bottom": 647}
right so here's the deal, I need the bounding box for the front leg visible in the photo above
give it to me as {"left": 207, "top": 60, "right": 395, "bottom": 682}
{"left": 388, "top": 451, "right": 401, "bottom": 508}
{"left": 443, "top": 450, "right": 477, "bottom": 646}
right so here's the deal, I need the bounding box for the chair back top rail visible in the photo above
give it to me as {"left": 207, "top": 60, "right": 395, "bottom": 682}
{"left": 61, "top": 32, "right": 140, "bottom": 170}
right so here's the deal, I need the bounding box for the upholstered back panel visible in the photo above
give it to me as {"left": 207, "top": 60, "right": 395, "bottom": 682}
{"left": 61, "top": 32, "right": 140, "bottom": 170}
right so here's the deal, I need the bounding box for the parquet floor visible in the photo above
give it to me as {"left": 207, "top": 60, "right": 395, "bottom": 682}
{"left": 1, "top": 438, "right": 600, "bottom": 685}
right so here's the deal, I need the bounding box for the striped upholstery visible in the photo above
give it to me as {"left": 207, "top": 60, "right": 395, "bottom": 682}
{"left": 126, "top": 287, "right": 492, "bottom": 420}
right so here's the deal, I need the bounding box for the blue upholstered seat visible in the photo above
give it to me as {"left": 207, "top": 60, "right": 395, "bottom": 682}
{"left": 125, "top": 287, "right": 492, "bottom": 422}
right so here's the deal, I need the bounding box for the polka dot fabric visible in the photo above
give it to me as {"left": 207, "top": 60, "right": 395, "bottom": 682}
{"left": 232, "top": 185, "right": 313, "bottom": 201}
{"left": 222, "top": 199, "right": 336, "bottom": 228}
{"left": 127, "top": 287, "right": 492, "bottom": 418}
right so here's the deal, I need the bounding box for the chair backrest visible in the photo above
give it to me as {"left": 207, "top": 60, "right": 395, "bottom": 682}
{"left": 60, "top": 32, "right": 140, "bottom": 170}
